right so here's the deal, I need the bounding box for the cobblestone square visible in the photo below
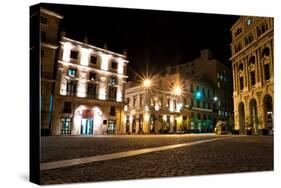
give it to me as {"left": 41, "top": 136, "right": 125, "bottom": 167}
{"left": 40, "top": 134, "right": 273, "bottom": 185}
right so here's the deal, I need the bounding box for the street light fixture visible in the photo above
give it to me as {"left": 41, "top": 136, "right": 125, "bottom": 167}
{"left": 173, "top": 85, "right": 182, "bottom": 96}
{"left": 143, "top": 79, "right": 152, "bottom": 88}
{"left": 213, "top": 96, "right": 218, "bottom": 101}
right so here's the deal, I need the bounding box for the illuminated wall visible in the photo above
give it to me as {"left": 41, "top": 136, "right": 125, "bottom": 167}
{"left": 77, "top": 70, "right": 87, "bottom": 97}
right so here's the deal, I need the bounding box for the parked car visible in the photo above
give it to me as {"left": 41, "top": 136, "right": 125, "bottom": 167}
{"left": 214, "top": 120, "right": 227, "bottom": 135}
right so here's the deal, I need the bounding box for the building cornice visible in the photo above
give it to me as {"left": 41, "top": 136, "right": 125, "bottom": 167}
{"left": 230, "top": 30, "right": 273, "bottom": 62}
{"left": 61, "top": 37, "right": 129, "bottom": 62}
{"left": 41, "top": 42, "right": 59, "bottom": 49}
{"left": 40, "top": 7, "right": 63, "bottom": 19}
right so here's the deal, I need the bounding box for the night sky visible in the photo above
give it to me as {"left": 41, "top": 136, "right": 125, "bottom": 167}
{"left": 42, "top": 3, "right": 239, "bottom": 81}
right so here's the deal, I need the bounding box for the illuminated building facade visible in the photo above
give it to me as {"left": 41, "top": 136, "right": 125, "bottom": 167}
{"left": 124, "top": 73, "right": 215, "bottom": 134}
{"left": 40, "top": 8, "right": 63, "bottom": 135}
{"left": 165, "top": 49, "right": 233, "bottom": 126}
{"left": 230, "top": 16, "right": 274, "bottom": 134}
{"left": 51, "top": 37, "right": 128, "bottom": 135}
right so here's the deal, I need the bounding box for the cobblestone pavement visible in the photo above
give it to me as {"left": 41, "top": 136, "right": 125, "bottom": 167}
{"left": 41, "top": 134, "right": 222, "bottom": 162}
{"left": 40, "top": 135, "right": 273, "bottom": 185}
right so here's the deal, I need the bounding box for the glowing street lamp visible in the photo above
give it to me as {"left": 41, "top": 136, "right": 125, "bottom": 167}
{"left": 173, "top": 85, "right": 182, "bottom": 96}
{"left": 143, "top": 79, "right": 152, "bottom": 88}
{"left": 213, "top": 96, "right": 218, "bottom": 101}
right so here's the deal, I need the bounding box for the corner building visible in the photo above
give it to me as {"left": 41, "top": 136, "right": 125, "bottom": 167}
{"left": 165, "top": 49, "right": 233, "bottom": 125}
{"left": 51, "top": 37, "right": 128, "bottom": 135}
{"left": 40, "top": 8, "right": 63, "bottom": 135}
{"left": 230, "top": 16, "right": 274, "bottom": 134}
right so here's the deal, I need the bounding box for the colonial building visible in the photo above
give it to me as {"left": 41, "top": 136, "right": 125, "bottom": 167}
{"left": 51, "top": 36, "right": 128, "bottom": 135}
{"left": 124, "top": 72, "right": 215, "bottom": 134}
{"left": 230, "top": 16, "right": 274, "bottom": 134}
{"left": 165, "top": 49, "right": 233, "bottom": 125}
{"left": 40, "top": 8, "right": 63, "bottom": 135}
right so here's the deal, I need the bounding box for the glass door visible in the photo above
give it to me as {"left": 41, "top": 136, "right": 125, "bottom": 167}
{"left": 81, "top": 118, "right": 94, "bottom": 135}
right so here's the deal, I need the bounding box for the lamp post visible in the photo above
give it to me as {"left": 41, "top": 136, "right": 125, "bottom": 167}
{"left": 142, "top": 78, "right": 152, "bottom": 134}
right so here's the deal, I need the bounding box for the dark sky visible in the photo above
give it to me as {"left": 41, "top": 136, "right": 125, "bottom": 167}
{"left": 42, "top": 3, "right": 239, "bottom": 80}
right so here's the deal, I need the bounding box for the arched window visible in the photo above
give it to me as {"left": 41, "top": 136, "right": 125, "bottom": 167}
{"left": 238, "top": 63, "right": 244, "bottom": 71}
{"left": 262, "top": 47, "right": 270, "bottom": 58}
{"left": 249, "top": 56, "right": 256, "bottom": 65}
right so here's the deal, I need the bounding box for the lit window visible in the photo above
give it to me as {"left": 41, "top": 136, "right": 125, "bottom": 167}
{"left": 89, "top": 72, "right": 96, "bottom": 80}
{"left": 68, "top": 68, "right": 77, "bottom": 77}
{"left": 109, "top": 77, "right": 118, "bottom": 85}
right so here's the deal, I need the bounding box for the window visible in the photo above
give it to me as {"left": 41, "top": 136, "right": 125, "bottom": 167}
{"left": 191, "top": 99, "right": 194, "bottom": 107}
{"left": 63, "top": 102, "right": 71, "bottom": 113}
{"left": 108, "top": 120, "right": 116, "bottom": 134}
{"left": 110, "top": 106, "right": 116, "bottom": 116}
{"left": 264, "top": 64, "right": 270, "bottom": 80}
{"left": 133, "top": 96, "right": 137, "bottom": 107}
{"left": 250, "top": 71, "right": 256, "bottom": 86}
{"left": 60, "top": 117, "right": 72, "bottom": 134}
{"left": 208, "top": 102, "right": 211, "bottom": 109}
{"left": 197, "top": 100, "right": 200, "bottom": 108}
{"left": 196, "top": 85, "right": 199, "bottom": 91}
{"left": 41, "top": 31, "right": 46, "bottom": 42}
{"left": 197, "top": 113, "right": 201, "bottom": 119}
{"left": 249, "top": 56, "right": 255, "bottom": 65}
{"left": 90, "top": 55, "right": 97, "bottom": 64}
{"left": 213, "top": 103, "right": 216, "bottom": 111}
{"left": 109, "top": 77, "right": 118, "bottom": 85}
{"left": 167, "top": 98, "right": 170, "bottom": 108}
{"left": 70, "top": 50, "right": 78, "bottom": 59}
{"left": 207, "top": 88, "right": 210, "bottom": 97}
{"left": 40, "top": 16, "right": 47, "bottom": 25}
{"left": 262, "top": 47, "right": 270, "bottom": 57}
{"left": 66, "top": 80, "right": 77, "bottom": 96}
{"left": 127, "top": 97, "right": 130, "bottom": 106}
{"left": 203, "top": 101, "right": 206, "bottom": 108}
{"left": 87, "top": 83, "right": 96, "bottom": 98}
{"left": 108, "top": 86, "right": 117, "bottom": 100}
{"left": 89, "top": 72, "right": 96, "bottom": 80}
{"left": 239, "top": 77, "right": 244, "bottom": 90}
{"left": 238, "top": 63, "right": 243, "bottom": 71}
{"left": 111, "top": 61, "right": 118, "bottom": 69}
{"left": 139, "top": 95, "right": 143, "bottom": 106}
{"left": 67, "top": 68, "right": 77, "bottom": 77}
{"left": 202, "top": 88, "right": 205, "bottom": 96}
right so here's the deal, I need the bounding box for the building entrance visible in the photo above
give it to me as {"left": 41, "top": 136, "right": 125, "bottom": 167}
{"left": 80, "top": 110, "right": 94, "bottom": 135}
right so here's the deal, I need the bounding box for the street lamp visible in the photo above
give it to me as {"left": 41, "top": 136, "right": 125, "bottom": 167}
{"left": 143, "top": 79, "right": 152, "bottom": 88}
{"left": 213, "top": 96, "right": 218, "bottom": 101}
{"left": 173, "top": 85, "right": 182, "bottom": 96}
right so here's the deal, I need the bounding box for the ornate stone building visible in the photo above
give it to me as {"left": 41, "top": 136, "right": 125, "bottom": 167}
{"left": 230, "top": 16, "right": 274, "bottom": 134}
{"left": 51, "top": 37, "right": 128, "bottom": 135}
{"left": 40, "top": 8, "right": 63, "bottom": 135}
